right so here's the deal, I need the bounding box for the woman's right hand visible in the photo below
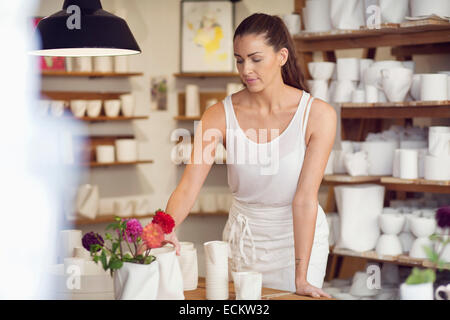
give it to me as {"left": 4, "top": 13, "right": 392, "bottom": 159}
{"left": 162, "top": 231, "right": 181, "bottom": 256}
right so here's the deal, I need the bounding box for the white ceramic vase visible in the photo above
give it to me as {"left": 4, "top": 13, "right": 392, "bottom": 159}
{"left": 114, "top": 261, "right": 160, "bottom": 300}
{"left": 151, "top": 247, "right": 185, "bottom": 300}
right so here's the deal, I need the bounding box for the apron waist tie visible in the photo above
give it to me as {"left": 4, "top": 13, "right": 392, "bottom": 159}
{"left": 228, "top": 212, "right": 257, "bottom": 267}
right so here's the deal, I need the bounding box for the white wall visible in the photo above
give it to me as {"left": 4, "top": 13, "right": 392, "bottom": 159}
{"left": 37, "top": 0, "right": 295, "bottom": 277}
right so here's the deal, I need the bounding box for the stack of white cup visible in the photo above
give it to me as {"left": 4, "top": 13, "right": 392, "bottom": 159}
{"left": 307, "top": 61, "right": 335, "bottom": 102}
{"left": 204, "top": 241, "right": 229, "bottom": 300}
{"left": 177, "top": 242, "right": 199, "bottom": 291}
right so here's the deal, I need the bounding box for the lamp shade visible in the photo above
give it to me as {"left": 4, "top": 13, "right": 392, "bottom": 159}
{"left": 30, "top": 0, "right": 141, "bottom": 56}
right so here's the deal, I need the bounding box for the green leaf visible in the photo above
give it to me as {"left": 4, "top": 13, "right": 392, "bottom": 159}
{"left": 106, "top": 222, "right": 119, "bottom": 231}
{"left": 100, "top": 250, "right": 108, "bottom": 271}
{"left": 112, "top": 242, "right": 120, "bottom": 255}
{"left": 93, "top": 255, "right": 100, "bottom": 263}
{"left": 429, "top": 234, "right": 441, "bottom": 242}
{"left": 105, "top": 233, "right": 112, "bottom": 240}
{"left": 144, "top": 255, "right": 156, "bottom": 265}
{"left": 109, "top": 259, "right": 123, "bottom": 270}
{"left": 423, "top": 245, "right": 439, "bottom": 263}
{"left": 405, "top": 267, "right": 436, "bottom": 284}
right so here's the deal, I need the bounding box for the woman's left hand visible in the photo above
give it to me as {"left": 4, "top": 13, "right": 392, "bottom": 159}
{"left": 295, "top": 279, "right": 331, "bottom": 299}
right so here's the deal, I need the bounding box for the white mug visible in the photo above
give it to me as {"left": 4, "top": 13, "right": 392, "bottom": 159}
{"left": 50, "top": 100, "right": 66, "bottom": 117}
{"left": 309, "top": 80, "right": 329, "bottom": 102}
{"left": 70, "top": 100, "right": 87, "bottom": 118}
{"left": 435, "top": 284, "right": 450, "bottom": 300}
{"left": 381, "top": 68, "right": 413, "bottom": 102}
{"left": 104, "top": 100, "right": 121, "bottom": 117}
{"left": 380, "top": 0, "right": 409, "bottom": 23}
{"left": 96, "top": 145, "right": 115, "bottom": 163}
{"left": 114, "top": 56, "right": 129, "bottom": 73}
{"left": 115, "top": 139, "right": 138, "bottom": 162}
{"left": 282, "top": 13, "right": 301, "bottom": 35}
{"left": 87, "top": 100, "right": 102, "bottom": 118}
{"left": 308, "top": 62, "right": 335, "bottom": 80}
{"left": 73, "top": 57, "right": 92, "bottom": 72}
{"left": 120, "top": 94, "right": 135, "bottom": 117}
{"left": 428, "top": 126, "right": 450, "bottom": 157}
{"left": 365, "top": 85, "right": 379, "bottom": 103}
{"left": 303, "top": 0, "right": 332, "bottom": 32}
{"left": 93, "top": 56, "right": 114, "bottom": 73}
{"left": 232, "top": 271, "right": 262, "bottom": 300}
{"left": 352, "top": 89, "right": 365, "bottom": 103}
{"left": 337, "top": 58, "right": 360, "bottom": 81}
{"left": 420, "top": 74, "right": 448, "bottom": 101}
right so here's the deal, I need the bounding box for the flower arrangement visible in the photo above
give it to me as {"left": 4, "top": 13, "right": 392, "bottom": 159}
{"left": 405, "top": 206, "right": 450, "bottom": 285}
{"left": 82, "top": 209, "right": 175, "bottom": 276}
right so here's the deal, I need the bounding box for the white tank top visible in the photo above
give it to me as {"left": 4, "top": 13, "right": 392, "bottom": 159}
{"left": 223, "top": 91, "right": 314, "bottom": 207}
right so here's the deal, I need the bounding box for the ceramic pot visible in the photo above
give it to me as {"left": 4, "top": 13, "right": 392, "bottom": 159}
{"left": 308, "top": 62, "right": 336, "bottom": 80}
{"left": 381, "top": 68, "right": 413, "bottom": 102}
{"left": 114, "top": 261, "right": 160, "bottom": 300}
{"left": 151, "top": 246, "right": 185, "bottom": 300}
{"left": 330, "top": 0, "right": 365, "bottom": 30}
{"left": 420, "top": 74, "right": 448, "bottom": 101}
{"left": 380, "top": 0, "right": 409, "bottom": 23}
{"left": 303, "top": 0, "right": 332, "bottom": 32}
{"left": 410, "top": 0, "right": 450, "bottom": 17}
{"left": 400, "top": 282, "right": 433, "bottom": 300}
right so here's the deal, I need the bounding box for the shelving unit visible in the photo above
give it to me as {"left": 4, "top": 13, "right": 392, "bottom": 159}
{"left": 81, "top": 160, "right": 154, "bottom": 168}
{"left": 41, "top": 71, "right": 143, "bottom": 78}
{"left": 331, "top": 247, "right": 450, "bottom": 271}
{"left": 174, "top": 72, "right": 239, "bottom": 78}
{"left": 174, "top": 91, "right": 227, "bottom": 121}
{"left": 73, "top": 210, "right": 228, "bottom": 226}
{"left": 294, "top": 0, "right": 450, "bottom": 281}
{"left": 73, "top": 116, "right": 148, "bottom": 122}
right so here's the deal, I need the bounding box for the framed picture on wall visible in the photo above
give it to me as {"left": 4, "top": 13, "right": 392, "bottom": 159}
{"left": 180, "top": 0, "right": 234, "bottom": 73}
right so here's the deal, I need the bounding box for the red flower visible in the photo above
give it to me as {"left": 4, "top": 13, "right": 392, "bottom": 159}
{"left": 142, "top": 223, "right": 164, "bottom": 249}
{"left": 151, "top": 209, "right": 175, "bottom": 234}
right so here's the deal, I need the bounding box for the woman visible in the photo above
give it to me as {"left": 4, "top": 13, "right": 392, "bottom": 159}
{"left": 165, "top": 13, "right": 336, "bottom": 298}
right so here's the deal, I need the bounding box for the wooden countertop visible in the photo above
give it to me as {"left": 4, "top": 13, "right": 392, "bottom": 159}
{"left": 183, "top": 277, "right": 333, "bottom": 300}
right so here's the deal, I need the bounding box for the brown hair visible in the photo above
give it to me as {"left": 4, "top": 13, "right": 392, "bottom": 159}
{"left": 234, "top": 13, "right": 307, "bottom": 91}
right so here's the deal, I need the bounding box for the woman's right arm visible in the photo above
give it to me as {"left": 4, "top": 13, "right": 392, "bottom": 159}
{"left": 164, "top": 102, "right": 226, "bottom": 251}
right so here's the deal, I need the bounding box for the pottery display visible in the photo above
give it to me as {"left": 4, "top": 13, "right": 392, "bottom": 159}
{"left": 410, "top": 0, "right": 450, "bottom": 18}
{"left": 185, "top": 84, "right": 200, "bottom": 117}
{"left": 309, "top": 80, "right": 329, "bottom": 101}
{"left": 76, "top": 184, "right": 99, "bottom": 219}
{"left": 70, "top": 100, "right": 87, "bottom": 118}
{"left": 120, "top": 94, "right": 135, "bottom": 117}
{"left": 337, "top": 58, "right": 360, "bottom": 81}
{"left": 420, "top": 74, "right": 448, "bottom": 101}
{"left": 96, "top": 145, "right": 115, "bottom": 163}
{"left": 282, "top": 13, "right": 301, "bottom": 34}
{"left": 232, "top": 271, "right": 262, "bottom": 300}
{"left": 428, "top": 126, "right": 450, "bottom": 157}
{"left": 344, "top": 151, "right": 369, "bottom": 176}
{"left": 151, "top": 246, "right": 185, "bottom": 300}
{"left": 380, "top": 68, "right": 413, "bottom": 102}
{"left": 361, "top": 140, "right": 398, "bottom": 176}
{"left": 330, "top": 0, "right": 365, "bottom": 30}
{"left": 114, "top": 56, "right": 129, "bottom": 73}
{"left": 307, "top": 62, "right": 335, "bottom": 80}
{"left": 86, "top": 100, "right": 102, "bottom": 118}
{"left": 93, "top": 56, "right": 114, "bottom": 73}
{"left": 334, "top": 184, "right": 385, "bottom": 252}
{"left": 380, "top": 0, "right": 409, "bottom": 23}
{"left": 204, "top": 241, "right": 229, "bottom": 300}
{"left": 303, "top": 0, "right": 332, "bottom": 32}
{"left": 115, "top": 139, "right": 138, "bottom": 162}
{"left": 104, "top": 100, "right": 121, "bottom": 117}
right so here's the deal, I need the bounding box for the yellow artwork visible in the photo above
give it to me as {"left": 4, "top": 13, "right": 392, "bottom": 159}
{"left": 182, "top": 1, "right": 233, "bottom": 72}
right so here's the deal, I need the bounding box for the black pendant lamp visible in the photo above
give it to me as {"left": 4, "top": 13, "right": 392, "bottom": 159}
{"left": 30, "top": 0, "right": 141, "bottom": 56}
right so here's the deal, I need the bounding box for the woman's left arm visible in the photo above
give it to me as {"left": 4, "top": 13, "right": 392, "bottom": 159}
{"left": 293, "top": 98, "right": 336, "bottom": 298}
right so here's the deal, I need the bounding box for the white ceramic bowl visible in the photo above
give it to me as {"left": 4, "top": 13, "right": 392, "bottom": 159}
{"left": 376, "top": 234, "right": 403, "bottom": 256}
{"left": 409, "top": 216, "right": 436, "bottom": 238}
{"left": 409, "top": 237, "right": 433, "bottom": 259}
{"left": 307, "top": 62, "right": 336, "bottom": 80}
{"left": 379, "top": 213, "right": 405, "bottom": 235}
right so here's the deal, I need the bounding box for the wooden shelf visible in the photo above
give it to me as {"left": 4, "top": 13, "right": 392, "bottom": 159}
{"left": 174, "top": 72, "right": 239, "bottom": 78}
{"left": 71, "top": 115, "right": 148, "bottom": 122}
{"left": 341, "top": 101, "right": 450, "bottom": 119}
{"left": 41, "top": 71, "right": 143, "bottom": 78}
{"left": 323, "top": 174, "right": 382, "bottom": 184}
{"left": 294, "top": 19, "right": 450, "bottom": 51}
{"left": 174, "top": 116, "right": 202, "bottom": 121}
{"left": 73, "top": 213, "right": 155, "bottom": 226}
{"left": 381, "top": 176, "right": 450, "bottom": 194}
{"left": 75, "top": 160, "right": 154, "bottom": 168}
{"left": 331, "top": 247, "right": 450, "bottom": 271}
